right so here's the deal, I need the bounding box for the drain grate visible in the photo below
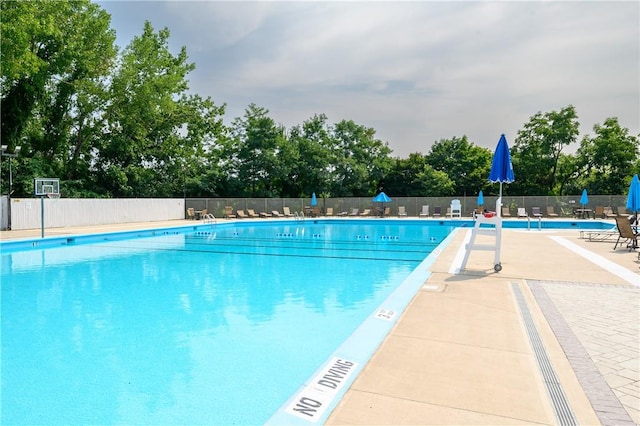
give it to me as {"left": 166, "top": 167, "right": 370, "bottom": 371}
{"left": 512, "top": 282, "right": 577, "bottom": 426}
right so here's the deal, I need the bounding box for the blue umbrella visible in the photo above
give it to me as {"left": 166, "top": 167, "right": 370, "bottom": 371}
{"left": 311, "top": 192, "right": 317, "bottom": 207}
{"left": 580, "top": 189, "right": 589, "bottom": 206}
{"left": 489, "top": 134, "right": 515, "bottom": 216}
{"left": 477, "top": 190, "right": 484, "bottom": 207}
{"left": 626, "top": 174, "right": 640, "bottom": 222}
{"left": 373, "top": 191, "right": 391, "bottom": 203}
{"left": 373, "top": 191, "right": 391, "bottom": 217}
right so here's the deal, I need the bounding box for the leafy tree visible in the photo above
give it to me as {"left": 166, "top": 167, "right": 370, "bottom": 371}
{"left": 227, "top": 104, "right": 282, "bottom": 197}
{"left": 575, "top": 117, "right": 639, "bottom": 194}
{"left": 329, "top": 120, "right": 392, "bottom": 196}
{"left": 1, "top": 0, "right": 117, "bottom": 196}
{"left": 511, "top": 105, "right": 579, "bottom": 195}
{"left": 96, "top": 21, "right": 224, "bottom": 197}
{"left": 427, "top": 136, "right": 492, "bottom": 196}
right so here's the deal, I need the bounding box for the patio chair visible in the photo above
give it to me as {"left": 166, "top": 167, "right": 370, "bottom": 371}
{"left": 617, "top": 206, "right": 628, "bottom": 217}
{"left": 348, "top": 208, "right": 359, "bottom": 216}
{"left": 517, "top": 208, "right": 528, "bottom": 218}
{"left": 613, "top": 216, "right": 639, "bottom": 250}
{"left": 450, "top": 199, "right": 462, "bottom": 218}
{"left": 247, "top": 209, "right": 259, "bottom": 218}
{"left": 236, "top": 210, "right": 248, "bottom": 219}
{"left": 186, "top": 207, "right": 196, "bottom": 220}
{"left": 418, "top": 205, "right": 429, "bottom": 218}
{"left": 398, "top": 206, "right": 407, "bottom": 217}
{"left": 259, "top": 211, "right": 272, "bottom": 218}
{"left": 359, "top": 209, "right": 371, "bottom": 216}
{"left": 271, "top": 210, "right": 284, "bottom": 217}
{"left": 224, "top": 206, "right": 236, "bottom": 219}
{"left": 546, "top": 206, "right": 559, "bottom": 217}
{"left": 325, "top": 207, "right": 334, "bottom": 216}
{"left": 603, "top": 207, "right": 616, "bottom": 218}
{"left": 594, "top": 206, "right": 605, "bottom": 219}
{"left": 282, "top": 206, "right": 294, "bottom": 217}
{"left": 501, "top": 207, "right": 512, "bottom": 217}
{"left": 433, "top": 206, "right": 442, "bottom": 217}
{"left": 531, "top": 207, "right": 543, "bottom": 218}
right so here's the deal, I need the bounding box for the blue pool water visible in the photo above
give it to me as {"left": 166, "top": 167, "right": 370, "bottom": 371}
{"left": 1, "top": 220, "right": 452, "bottom": 425}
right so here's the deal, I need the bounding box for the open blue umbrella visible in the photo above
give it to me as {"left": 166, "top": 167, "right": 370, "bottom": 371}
{"left": 373, "top": 191, "right": 391, "bottom": 203}
{"left": 626, "top": 174, "right": 640, "bottom": 222}
{"left": 373, "top": 191, "right": 391, "bottom": 217}
{"left": 311, "top": 192, "right": 317, "bottom": 207}
{"left": 489, "top": 134, "right": 515, "bottom": 217}
{"left": 477, "top": 190, "right": 484, "bottom": 207}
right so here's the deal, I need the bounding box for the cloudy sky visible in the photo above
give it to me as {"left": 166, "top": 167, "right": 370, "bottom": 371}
{"left": 98, "top": 1, "right": 639, "bottom": 157}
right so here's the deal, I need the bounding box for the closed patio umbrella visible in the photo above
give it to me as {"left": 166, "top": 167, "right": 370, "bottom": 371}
{"left": 488, "top": 134, "right": 515, "bottom": 217}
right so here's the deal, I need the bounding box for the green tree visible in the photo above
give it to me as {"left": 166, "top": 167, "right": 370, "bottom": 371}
{"left": 228, "top": 104, "right": 282, "bottom": 197}
{"left": 427, "top": 136, "right": 492, "bottom": 196}
{"left": 576, "top": 117, "right": 639, "bottom": 194}
{"left": 1, "top": 0, "right": 117, "bottom": 196}
{"left": 329, "top": 120, "right": 392, "bottom": 196}
{"left": 96, "top": 21, "right": 224, "bottom": 197}
{"left": 511, "top": 105, "right": 580, "bottom": 195}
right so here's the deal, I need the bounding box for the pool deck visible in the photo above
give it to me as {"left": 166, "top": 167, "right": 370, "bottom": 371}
{"left": 2, "top": 218, "right": 639, "bottom": 425}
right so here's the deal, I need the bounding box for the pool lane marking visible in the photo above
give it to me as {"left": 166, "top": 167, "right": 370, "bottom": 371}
{"left": 548, "top": 236, "right": 639, "bottom": 287}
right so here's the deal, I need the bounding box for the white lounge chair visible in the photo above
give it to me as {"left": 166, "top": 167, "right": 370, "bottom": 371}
{"left": 419, "top": 205, "right": 429, "bottom": 218}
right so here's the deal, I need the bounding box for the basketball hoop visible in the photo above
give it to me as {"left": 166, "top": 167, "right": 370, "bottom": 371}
{"left": 46, "top": 193, "right": 60, "bottom": 199}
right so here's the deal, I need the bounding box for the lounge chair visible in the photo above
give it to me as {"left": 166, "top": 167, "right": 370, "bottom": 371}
{"left": 348, "top": 208, "right": 359, "bottom": 216}
{"left": 383, "top": 207, "right": 391, "bottom": 216}
{"left": 546, "top": 206, "right": 559, "bottom": 217}
{"left": 445, "top": 207, "right": 452, "bottom": 217}
{"left": 531, "top": 207, "right": 543, "bottom": 218}
{"left": 282, "top": 206, "right": 294, "bottom": 217}
{"left": 247, "top": 209, "right": 259, "bottom": 218}
{"left": 359, "top": 209, "right": 371, "bottom": 216}
{"left": 325, "top": 207, "right": 334, "bottom": 216}
{"left": 398, "top": 206, "right": 407, "bottom": 217}
{"left": 433, "top": 206, "right": 442, "bottom": 217}
{"left": 271, "top": 210, "right": 284, "bottom": 217}
{"left": 259, "top": 211, "right": 272, "bottom": 218}
{"left": 594, "top": 206, "right": 605, "bottom": 219}
{"left": 501, "top": 207, "right": 512, "bottom": 217}
{"left": 418, "top": 205, "right": 429, "bottom": 218}
{"left": 517, "top": 208, "right": 528, "bottom": 218}
{"left": 613, "top": 216, "right": 639, "bottom": 250}
{"left": 237, "top": 210, "right": 248, "bottom": 219}
{"left": 617, "top": 206, "right": 627, "bottom": 217}
{"left": 450, "top": 199, "right": 462, "bottom": 218}
{"left": 337, "top": 209, "right": 348, "bottom": 216}
{"left": 224, "top": 206, "right": 236, "bottom": 219}
{"left": 603, "top": 207, "right": 616, "bottom": 219}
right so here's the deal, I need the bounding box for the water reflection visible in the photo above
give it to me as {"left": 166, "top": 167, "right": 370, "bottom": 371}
{"left": 1, "top": 223, "right": 450, "bottom": 424}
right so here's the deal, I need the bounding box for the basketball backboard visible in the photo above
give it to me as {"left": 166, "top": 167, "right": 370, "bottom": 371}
{"left": 34, "top": 178, "right": 60, "bottom": 196}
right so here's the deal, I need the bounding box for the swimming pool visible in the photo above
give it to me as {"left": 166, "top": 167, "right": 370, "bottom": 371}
{"left": 1, "top": 220, "right": 453, "bottom": 425}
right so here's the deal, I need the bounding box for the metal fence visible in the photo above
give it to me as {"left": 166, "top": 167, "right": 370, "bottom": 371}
{"left": 186, "top": 195, "right": 631, "bottom": 219}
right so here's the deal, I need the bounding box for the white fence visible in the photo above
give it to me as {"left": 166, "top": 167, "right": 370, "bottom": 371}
{"left": 1, "top": 197, "right": 185, "bottom": 230}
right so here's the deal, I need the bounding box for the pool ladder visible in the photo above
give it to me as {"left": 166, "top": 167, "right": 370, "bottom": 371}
{"left": 202, "top": 214, "right": 217, "bottom": 225}
{"left": 294, "top": 211, "right": 305, "bottom": 221}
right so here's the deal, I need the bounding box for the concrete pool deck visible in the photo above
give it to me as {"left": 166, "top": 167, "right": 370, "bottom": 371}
{"left": 2, "top": 218, "right": 639, "bottom": 425}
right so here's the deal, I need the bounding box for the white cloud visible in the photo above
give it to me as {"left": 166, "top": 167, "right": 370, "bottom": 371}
{"left": 100, "top": 0, "right": 639, "bottom": 157}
